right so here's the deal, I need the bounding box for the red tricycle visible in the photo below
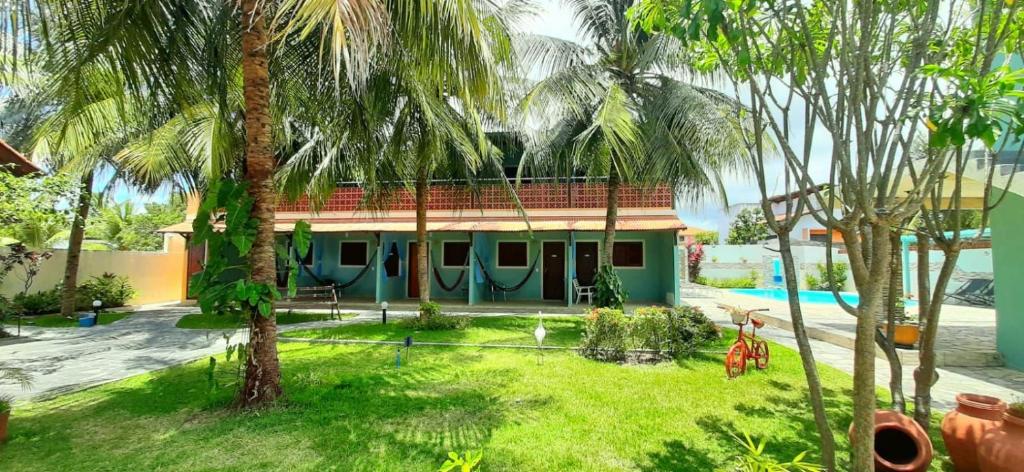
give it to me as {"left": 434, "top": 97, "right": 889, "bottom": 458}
{"left": 718, "top": 304, "right": 770, "bottom": 379}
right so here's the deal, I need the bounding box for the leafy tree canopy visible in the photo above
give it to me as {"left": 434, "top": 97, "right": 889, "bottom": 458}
{"left": 726, "top": 207, "right": 769, "bottom": 245}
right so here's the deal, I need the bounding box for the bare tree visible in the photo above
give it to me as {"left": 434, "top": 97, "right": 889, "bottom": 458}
{"left": 633, "top": 0, "right": 1022, "bottom": 469}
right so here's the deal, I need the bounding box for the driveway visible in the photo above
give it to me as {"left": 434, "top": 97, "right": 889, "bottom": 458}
{"left": 0, "top": 307, "right": 378, "bottom": 401}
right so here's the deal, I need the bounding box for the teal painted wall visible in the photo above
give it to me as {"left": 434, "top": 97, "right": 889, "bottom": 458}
{"left": 992, "top": 190, "right": 1024, "bottom": 370}
{"left": 299, "top": 232, "right": 378, "bottom": 299}
{"left": 313, "top": 230, "right": 679, "bottom": 305}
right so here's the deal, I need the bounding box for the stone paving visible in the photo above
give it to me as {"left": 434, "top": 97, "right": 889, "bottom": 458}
{"left": 686, "top": 294, "right": 1024, "bottom": 411}
{"left": 1, "top": 303, "right": 1021, "bottom": 412}
{"left": 0, "top": 306, "right": 389, "bottom": 401}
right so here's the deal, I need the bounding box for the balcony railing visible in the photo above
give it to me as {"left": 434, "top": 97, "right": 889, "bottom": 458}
{"left": 277, "top": 179, "right": 674, "bottom": 213}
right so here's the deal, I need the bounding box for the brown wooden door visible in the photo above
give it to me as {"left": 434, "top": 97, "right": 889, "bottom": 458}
{"left": 543, "top": 241, "right": 565, "bottom": 301}
{"left": 576, "top": 242, "right": 598, "bottom": 286}
{"left": 185, "top": 241, "right": 206, "bottom": 299}
{"left": 407, "top": 242, "right": 421, "bottom": 298}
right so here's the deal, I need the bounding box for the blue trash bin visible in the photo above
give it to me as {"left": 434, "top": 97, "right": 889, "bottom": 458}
{"left": 78, "top": 314, "right": 97, "bottom": 327}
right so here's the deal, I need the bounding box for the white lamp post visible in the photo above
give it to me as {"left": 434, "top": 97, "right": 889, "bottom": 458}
{"left": 92, "top": 299, "right": 102, "bottom": 324}
{"left": 381, "top": 301, "right": 389, "bottom": 325}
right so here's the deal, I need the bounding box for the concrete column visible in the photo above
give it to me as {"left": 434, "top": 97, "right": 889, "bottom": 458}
{"left": 374, "top": 239, "right": 384, "bottom": 304}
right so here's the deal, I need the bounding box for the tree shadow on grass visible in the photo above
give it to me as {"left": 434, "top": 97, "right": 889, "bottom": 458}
{"left": 640, "top": 439, "right": 721, "bottom": 472}
{"left": 4, "top": 343, "right": 556, "bottom": 470}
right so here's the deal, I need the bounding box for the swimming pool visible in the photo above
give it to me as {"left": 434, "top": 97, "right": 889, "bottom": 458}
{"left": 729, "top": 288, "right": 918, "bottom": 307}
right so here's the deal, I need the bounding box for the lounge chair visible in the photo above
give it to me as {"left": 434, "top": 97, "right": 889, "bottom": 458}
{"left": 944, "top": 278, "right": 993, "bottom": 306}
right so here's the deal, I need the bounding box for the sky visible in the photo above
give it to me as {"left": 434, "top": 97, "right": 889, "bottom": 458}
{"left": 102, "top": 0, "right": 810, "bottom": 229}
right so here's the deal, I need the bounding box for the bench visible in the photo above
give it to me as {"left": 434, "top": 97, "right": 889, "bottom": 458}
{"left": 278, "top": 285, "right": 342, "bottom": 320}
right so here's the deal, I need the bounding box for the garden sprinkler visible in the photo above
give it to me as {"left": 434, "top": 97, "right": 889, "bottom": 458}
{"left": 404, "top": 336, "right": 413, "bottom": 365}
{"left": 534, "top": 311, "right": 546, "bottom": 365}
{"left": 395, "top": 348, "right": 401, "bottom": 368}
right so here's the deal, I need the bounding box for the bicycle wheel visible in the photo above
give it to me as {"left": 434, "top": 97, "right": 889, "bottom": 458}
{"left": 753, "top": 340, "right": 770, "bottom": 370}
{"left": 725, "top": 343, "right": 747, "bottom": 379}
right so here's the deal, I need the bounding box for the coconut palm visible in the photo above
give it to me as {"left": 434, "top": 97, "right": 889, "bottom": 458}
{"left": 278, "top": 0, "right": 529, "bottom": 311}
{"left": 2, "top": 0, "right": 522, "bottom": 406}
{"left": 517, "top": 0, "right": 744, "bottom": 279}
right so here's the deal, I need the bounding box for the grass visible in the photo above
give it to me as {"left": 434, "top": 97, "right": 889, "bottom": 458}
{"left": 286, "top": 315, "right": 586, "bottom": 347}
{"left": 24, "top": 311, "right": 131, "bottom": 328}
{"left": 0, "top": 319, "right": 949, "bottom": 471}
{"left": 175, "top": 310, "right": 355, "bottom": 329}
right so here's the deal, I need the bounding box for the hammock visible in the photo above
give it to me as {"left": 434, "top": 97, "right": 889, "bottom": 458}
{"left": 472, "top": 249, "right": 541, "bottom": 294}
{"left": 287, "top": 235, "right": 379, "bottom": 293}
{"left": 431, "top": 250, "right": 469, "bottom": 292}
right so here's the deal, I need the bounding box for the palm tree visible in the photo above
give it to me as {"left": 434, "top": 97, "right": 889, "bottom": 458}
{"left": 518, "top": 0, "right": 744, "bottom": 278}
{"left": 2, "top": 0, "right": 519, "bottom": 406}
{"left": 278, "top": 0, "right": 526, "bottom": 313}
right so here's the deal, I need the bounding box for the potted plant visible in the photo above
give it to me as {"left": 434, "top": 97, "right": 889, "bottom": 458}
{"left": 890, "top": 300, "right": 921, "bottom": 348}
{"left": 0, "top": 394, "right": 11, "bottom": 442}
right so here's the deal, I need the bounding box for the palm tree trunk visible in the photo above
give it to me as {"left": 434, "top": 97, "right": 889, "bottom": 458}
{"left": 59, "top": 170, "right": 94, "bottom": 318}
{"left": 239, "top": 0, "right": 282, "bottom": 407}
{"left": 416, "top": 164, "right": 431, "bottom": 313}
{"left": 602, "top": 166, "right": 619, "bottom": 265}
{"left": 777, "top": 231, "right": 838, "bottom": 471}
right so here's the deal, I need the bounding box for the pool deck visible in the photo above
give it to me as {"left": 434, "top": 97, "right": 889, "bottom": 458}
{"left": 685, "top": 285, "right": 1023, "bottom": 411}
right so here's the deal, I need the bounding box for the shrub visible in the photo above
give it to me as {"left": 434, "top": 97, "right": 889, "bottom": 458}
{"left": 77, "top": 273, "right": 135, "bottom": 309}
{"left": 686, "top": 243, "right": 704, "bottom": 282}
{"left": 805, "top": 263, "right": 848, "bottom": 291}
{"left": 580, "top": 308, "right": 628, "bottom": 361}
{"left": 1009, "top": 402, "right": 1024, "bottom": 419}
{"left": 630, "top": 306, "right": 670, "bottom": 352}
{"left": 593, "top": 264, "right": 627, "bottom": 309}
{"left": 665, "top": 306, "right": 721, "bottom": 356}
{"left": 694, "top": 231, "right": 719, "bottom": 245}
{"left": 403, "top": 302, "right": 470, "bottom": 331}
{"left": 696, "top": 271, "right": 758, "bottom": 289}
{"left": 0, "top": 394, "right": 12, "bottom": 413}
{"left": 13, "top": 288, "right": 62, "bottom": 315}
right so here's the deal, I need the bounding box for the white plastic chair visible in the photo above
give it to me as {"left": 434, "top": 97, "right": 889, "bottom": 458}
{"left": 573, "top": 279, "right": 595, "bottom": 305}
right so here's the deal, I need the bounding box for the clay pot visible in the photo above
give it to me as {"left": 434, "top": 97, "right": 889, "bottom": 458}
{"left": 0, "top": 410, "right": 8, "bottom": 443}
{"left": 940, "top": 393, "right": 1006, "bottom": 472}
{"left": 977, "top": 410, "right": 1024, "bottom": 472}
{"left": 892, "top": 324, "right": 921, "bottom": 347}
{"left": 851, "top": 410, "right": 933, "bottom": 472}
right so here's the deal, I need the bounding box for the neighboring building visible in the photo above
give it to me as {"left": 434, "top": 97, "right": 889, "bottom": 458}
{"left": 162, "top": 178, "right": 689, "bottom": 307}
{"left": 0, "top": 139, "right": 40, "bottom": 176}
{"left": 766, "top": 185, "right": 843, "bottom": 243}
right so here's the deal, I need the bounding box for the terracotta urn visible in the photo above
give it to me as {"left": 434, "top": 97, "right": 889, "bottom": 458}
{"left": 892, "top": 324, "right": 921, "bottom": 347}
{"left": 977, "top": 409, "right": 1024, "bottom": 472}
{"left": 0, "top": 410, "right": 8, "bottom": 443}
{"left": 940, "top": 393, "right": 1006, "bottom": 472}
{"left": 850, "top": 410, "right": 933, "bottom": 472}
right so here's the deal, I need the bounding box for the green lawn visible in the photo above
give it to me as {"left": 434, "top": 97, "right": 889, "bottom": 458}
{"left": 286, "top": 315, "right": 587, "bottom": 347}
{"left": 175, "top": 310, "right": 355, "bottom": 329}
{"left": 0, "top": 320, "right": 949, "bottom": 471}
{"left": 24, "top": 311, "right": 131, "bottom": 328}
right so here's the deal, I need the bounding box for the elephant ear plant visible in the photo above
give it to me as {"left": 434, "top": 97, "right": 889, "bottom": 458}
{"left": 189, "top": 179, "right": 311, "bottom": 402}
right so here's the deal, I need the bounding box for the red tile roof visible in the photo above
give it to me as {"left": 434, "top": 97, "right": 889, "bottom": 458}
{"left": 0, "top": 139, "right": 39, "bottom": 176}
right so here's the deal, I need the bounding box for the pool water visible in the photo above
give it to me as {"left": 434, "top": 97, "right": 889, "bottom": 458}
{"left": 730, "top": 288, "right": 918, "bottom": 307}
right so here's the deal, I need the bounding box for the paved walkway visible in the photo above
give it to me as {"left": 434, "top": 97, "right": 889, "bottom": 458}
{"left": 687, "top": 296, "right": 1024, "bottom": 411}
{"left": 2, "top": 304, "right": 1021, "bottom": 411}
{"left": 0, "top": 307, "right": 387, "bottom": 401}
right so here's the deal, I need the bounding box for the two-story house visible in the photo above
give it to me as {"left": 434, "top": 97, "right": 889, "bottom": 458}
{"left": 162, "top": 176, "right": 689, "bottom": 308}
